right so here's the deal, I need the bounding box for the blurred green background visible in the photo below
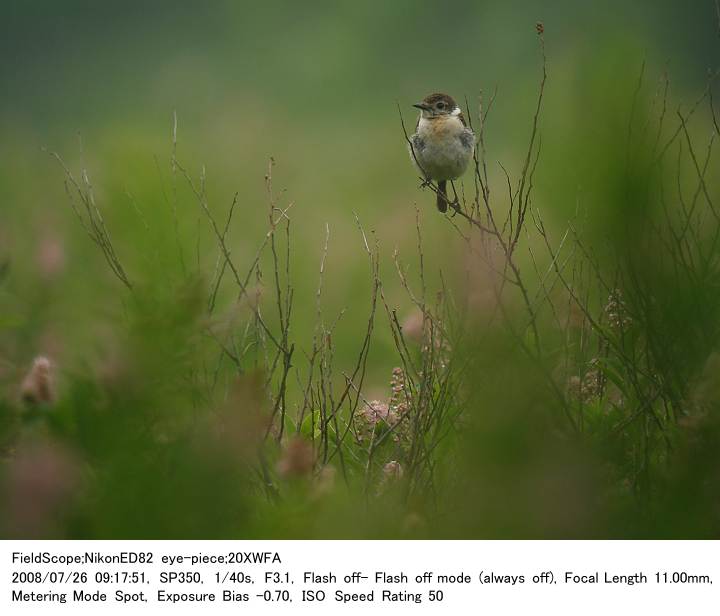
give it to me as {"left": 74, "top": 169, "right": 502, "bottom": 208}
{"left": 2, "top": 0, "right": 717, "bottom": 370}
{"left": 1, "top": 1, "right": 720, "bottom": 538}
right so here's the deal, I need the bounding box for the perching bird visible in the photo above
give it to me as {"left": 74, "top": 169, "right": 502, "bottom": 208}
{"left": 409, "top": 93, "right": 475, "bottom": 212}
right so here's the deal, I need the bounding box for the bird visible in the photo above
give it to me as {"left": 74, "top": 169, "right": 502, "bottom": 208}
{"left": 409, "top": 93, "right": 475, "bottom": 212}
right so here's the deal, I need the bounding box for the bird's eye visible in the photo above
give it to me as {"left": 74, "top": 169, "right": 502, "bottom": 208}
{"left": 436, "top": 102, "right": 445, "bottom": 109}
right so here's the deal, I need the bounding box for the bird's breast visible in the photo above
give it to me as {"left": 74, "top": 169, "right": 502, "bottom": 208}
{"left": 413, "top": 116, "right": 474, "bottom": 181}
{"left": 417, "top": 115, "right": 465, "bottom": 140}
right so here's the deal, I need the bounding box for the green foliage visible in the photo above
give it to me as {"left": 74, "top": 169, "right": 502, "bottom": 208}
{"left": 2, "top": 2, "right": 720, "bottom": 539}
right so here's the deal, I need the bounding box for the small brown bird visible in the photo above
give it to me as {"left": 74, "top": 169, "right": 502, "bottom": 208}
{"left": 409, "top": 93, "right": 475, "bottom": 212}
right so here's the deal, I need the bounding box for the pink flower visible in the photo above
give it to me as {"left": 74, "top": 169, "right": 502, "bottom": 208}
{"left": 361, "top": 400, "right": 393, "bottom": 425}
{"left": 36, "top": 233, "right": 66, "bottom": 278}
{"left": 383, "top": 460, "right": 404, "bottom": 481}
{"left": 276, "top": 437, "right": 314, "bottom": 478}
{"left": 20, "top": 356, "right": 55, "bottom": 405}
{"left": 401, "top": 310, "right": 424, "bottom": 343}
{"left": 4, "top": 440, "right": 81, "bottom": 537}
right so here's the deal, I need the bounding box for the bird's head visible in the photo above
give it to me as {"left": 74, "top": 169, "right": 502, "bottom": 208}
{"left": 413, "top": 92, "right": 460, "bottom": 119}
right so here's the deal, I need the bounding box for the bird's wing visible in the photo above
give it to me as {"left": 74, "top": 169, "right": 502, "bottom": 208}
{"left": 457, "top": 111, "right": 476, "bottom": 148}
{"left": 459, "top": 129, "right": 475, "bottom": 149}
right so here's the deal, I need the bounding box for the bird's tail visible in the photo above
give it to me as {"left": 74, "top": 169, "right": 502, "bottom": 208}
{"left": 436, "top": 180, "right": 449, "bottom": 213}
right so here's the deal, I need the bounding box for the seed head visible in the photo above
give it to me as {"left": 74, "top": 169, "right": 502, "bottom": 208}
{"left": 604, "top": 289, "right": 632, "bottom": 330}
{"left": 389, "top": 368, "right": 410, "bottom": 415}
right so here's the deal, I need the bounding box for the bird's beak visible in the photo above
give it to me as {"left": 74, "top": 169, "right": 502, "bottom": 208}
{"left": 413, "top": 103, "right": 431, "bottom": 111}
